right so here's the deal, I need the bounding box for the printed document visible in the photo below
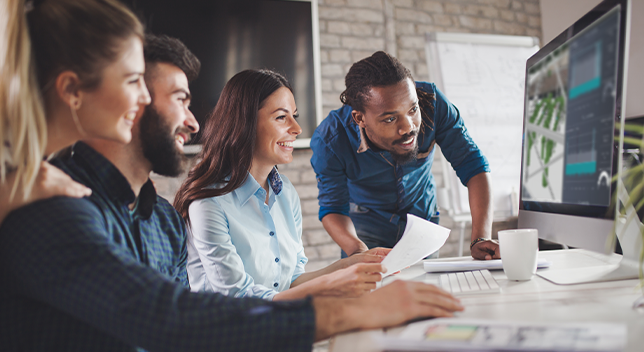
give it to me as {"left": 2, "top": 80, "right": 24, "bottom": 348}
{"left": 380, "top": 214, "right": 450, "bottom": 277}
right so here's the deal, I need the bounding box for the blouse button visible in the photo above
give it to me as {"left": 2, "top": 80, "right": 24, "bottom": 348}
{"left": 273, "top": 283, "right": 278, "bottom": 287}
{"left": 275, "top": 258, "right": 280, "bottom": 263}
{"left": 269, "top": 231, "right": 275, "bottom": 236}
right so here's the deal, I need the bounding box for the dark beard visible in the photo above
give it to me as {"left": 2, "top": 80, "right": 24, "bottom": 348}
{"left": 391, "top": 146, "right": 418, "bottom": 165}
{"left": 138, "top": 106, "right": 188, "bottom": 177}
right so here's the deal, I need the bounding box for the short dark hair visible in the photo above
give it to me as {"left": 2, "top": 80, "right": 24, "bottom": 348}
{"left": 143, "top": 34, "right": 200, "bottom": 82}
{"left": 340, "top": 51, "right": 435, "bottom": 128}
{"left": 340, "top": 51, "right": 413, "bottom": 112}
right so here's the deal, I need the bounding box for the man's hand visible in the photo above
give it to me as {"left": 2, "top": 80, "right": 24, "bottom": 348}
{"left": 340, "top": 247, "right": 391, "bottom": 268}
{"left": 313, "top": 280, "right": 464, "bottom": 340}
{"left": 471, "top": 239, "right": 500, "bottom": 260}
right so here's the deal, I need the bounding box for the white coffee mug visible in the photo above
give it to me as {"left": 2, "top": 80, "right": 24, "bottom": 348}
{"left": 498, "top": 229, "right": 539, "bottom": 281}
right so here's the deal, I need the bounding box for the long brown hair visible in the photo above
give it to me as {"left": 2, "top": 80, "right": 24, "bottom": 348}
{"left": 174, "top": 69, "right": 292, "bottom": 221}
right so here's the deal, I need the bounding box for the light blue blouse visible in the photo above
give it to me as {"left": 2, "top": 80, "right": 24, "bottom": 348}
{"left": 186, "top": 168, "right": 308, "bottom": 300}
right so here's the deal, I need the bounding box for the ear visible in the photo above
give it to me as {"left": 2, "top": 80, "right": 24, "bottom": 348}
{"left": 55, "top": 71, "right": 83, "bottom": 109}
{"left": 352, "top": 110, "right": 366, "bottom": 128}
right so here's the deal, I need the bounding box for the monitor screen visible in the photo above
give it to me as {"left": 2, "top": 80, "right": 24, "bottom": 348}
{"left": 518, "top": 0, "right": 630, "bottom": 253}
{"left": 520, "top": 2, "right": 626, "bottom": 219}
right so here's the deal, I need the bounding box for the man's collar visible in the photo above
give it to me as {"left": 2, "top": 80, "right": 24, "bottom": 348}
{"left": 356, "top": 125, "right": 385, "bottom": 154}
{"left": 71, "top": 142, "right": 158, "bottom": 219}
{"left": 234, "top": 167, "right": 283, "bottom": 207}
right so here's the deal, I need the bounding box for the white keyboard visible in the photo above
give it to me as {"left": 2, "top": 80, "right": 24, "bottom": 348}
{"left": 438, "top": 269, "right": 501, "bottom": 295}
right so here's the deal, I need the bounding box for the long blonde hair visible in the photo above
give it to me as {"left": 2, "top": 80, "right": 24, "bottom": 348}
{"left": 0, "top": 0, "right": 47, "bottom": 200}
{"left": 1, "top": 0, "right": 144, "bottom": 200}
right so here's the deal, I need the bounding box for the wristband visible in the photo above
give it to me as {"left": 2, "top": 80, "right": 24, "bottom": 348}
{"left": 470, "top": 237, "right": 491, "bottom": 250}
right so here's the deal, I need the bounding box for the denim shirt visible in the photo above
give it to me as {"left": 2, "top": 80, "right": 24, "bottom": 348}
{"left": 187, "top": 168, "right": 307, "bottom": 300}
{"left": 310, "top": 81, "right": 490, "bottom": 224}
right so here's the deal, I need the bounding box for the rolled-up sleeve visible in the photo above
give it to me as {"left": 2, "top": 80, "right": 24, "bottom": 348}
{"left": 188, "top": 198, "right": 278, "bottom": 300}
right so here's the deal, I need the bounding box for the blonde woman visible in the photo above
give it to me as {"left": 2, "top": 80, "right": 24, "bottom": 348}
{"left": 0, "top": 0, "right": 150, "bottom": 223}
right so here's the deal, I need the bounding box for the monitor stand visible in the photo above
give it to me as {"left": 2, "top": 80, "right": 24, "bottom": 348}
{"left": 537, "top": 249, "right": 640, "bottom": 285}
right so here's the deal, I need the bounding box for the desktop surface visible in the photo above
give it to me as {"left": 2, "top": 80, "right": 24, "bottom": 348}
{"left": 330, "top": 249, "right": 644, "bottom": 352}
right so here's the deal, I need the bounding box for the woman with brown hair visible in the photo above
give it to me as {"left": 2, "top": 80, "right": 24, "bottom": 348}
{"left": 174, "top": 69, "right": 389, "bottom": 300}
{"left": 0, "top": 0, "right": 150, "bottom": 223}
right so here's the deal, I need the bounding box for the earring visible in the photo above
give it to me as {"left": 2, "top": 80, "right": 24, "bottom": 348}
{"left": 70, "top": 101, "right": 87, "bottom": 137}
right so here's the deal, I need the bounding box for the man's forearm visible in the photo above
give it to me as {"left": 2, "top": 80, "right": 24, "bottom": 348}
{"left": 321, "top": 213, "right": 368, "bottom": 255}
{"left": 467, "top": 172, "right": 493, "bottom": 241}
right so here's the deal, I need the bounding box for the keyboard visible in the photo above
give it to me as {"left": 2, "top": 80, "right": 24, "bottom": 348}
{"left": 438, "top": 269, "right": 501, "bottom": 295}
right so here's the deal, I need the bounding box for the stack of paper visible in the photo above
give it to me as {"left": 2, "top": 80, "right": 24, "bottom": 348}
{"left": 424, "top": 258, "right": 552, "bottom": 273}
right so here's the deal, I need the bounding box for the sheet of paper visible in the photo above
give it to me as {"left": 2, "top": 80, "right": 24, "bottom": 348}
{"left": 423, "top": 258, "right": 552, "bottom": 273}
{"left": 380, "top": 214, "right": 450, "bottom": 277}
{"left": 374, "top": 318, "right": 626, "bottom": 351}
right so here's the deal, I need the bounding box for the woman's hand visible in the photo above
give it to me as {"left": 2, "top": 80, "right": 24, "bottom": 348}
{"left": 318, "top": 263, "right": 385, "bottom": 298}
{"left": 339, "top": 247, "right": 391, "bottom": 269}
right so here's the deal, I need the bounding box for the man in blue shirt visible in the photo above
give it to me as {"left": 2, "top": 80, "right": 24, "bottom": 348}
{"left": 311, "top": 51, "right": 500, "bottom": 260}
{"left": 0, "top": 38, "right": 464, "bottom": 351}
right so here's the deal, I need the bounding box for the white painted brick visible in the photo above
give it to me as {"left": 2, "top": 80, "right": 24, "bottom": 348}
{"left": 527, "top": 28, "right": 541, "bottom": 38}
{"left": 398, "top": 49, "right": 420, "bottom": 61}
{"left": 347, "top": 0, "right": 383, "bottom": 10}
{"left": 319, "top": 7, "right": 384, "bottom": 23}
{"left": 395, "top": 22, "right": 416, "bottom": 35}
{"left": 432, "top": 14, "right": 454, "bottom": 27}
{"left": 398, "top": 35, "right": 425, "bottom": 49}
{"left": 464, "top": 5, "right": 499, "bottom": 18}
{"left": 415, "top": 62, "right": 428, "bottom": 77}
{"left": 305, "top": 229, "right": 335, "bottom": 245}
{"left": 500, "top": 9, "right": 515, "bottom": 22}
{"left": 301, "top": 199, "right": 320, "bottom": 216}
{"left": 395, "top": 8, "right": 433, "bottom": 24}
{"left": 333, "top": 78, "right": 346, "bottom": 91}
{"left": 305, "top": 259, "right": 337, "bottom": 272}
{"left": 511, "top": 0, "right": 523, "bottom": 11}
{"left": 341, "top": 37, "right": 384, "bottom": 50}
{"left": 444, "top": 3, "right": 461, "bottom": 14}
{"left": 350, "top": 23, "right": 374, "bottom": 36}
{"left": 321, "top": 63, "right": 344, "bottom": 76}
{"left": 303, "top": 214, "right": 325, "bottom": 230}
{"left": 516, "top": 12, "right": 528, "bottom": 24}
{"left": 321, "top": 78, "right": 333, "bottom": 92}
{"left": 417, "top": 23, "right": 443, "bottom": 34}
{"left": 493, "top": 20, "right": 526, "bottom": 35}
{"left": 391, "top": 0, "right": 413, "bottom": 8}
{"left": 317, "top": 243, "right": 343, "bottom": 259}
{"left": 295, "top": 184, "right": 319, "bottom": 199}
{"left": 524, "top": 2, "right": 540, "bottom": 15}
{"left": 479, "top": 0, "right": 511, "bottom": 8}
{"left": 528, "top": 15, "right": 540, "bottom": 28}
{"left": 458, "top": 16, "right": 493, "bottom": 30}
{"left": 329, "top": 49, "right": 352, "bottom": 63}
{"left": 320, "top": 50, "right": 329, "bottom": 63}
{"left": 320, "top": 34, "right": 341, "bottom": 48}
{"left": 279, "top": 169, "right": 301, "bottom": 184}
{"left": 320, "top": 0, "right": 347, "bottom": 6}
{"left": 418, "top": 0, "right": 444, "bottom": 13}
{"left": 327, "top": 20, "right": 352, "bottom": 35}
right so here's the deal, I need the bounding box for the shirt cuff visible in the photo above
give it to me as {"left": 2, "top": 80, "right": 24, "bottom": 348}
{"left": 319, "top": 205, "right": 350, "bottom": 221}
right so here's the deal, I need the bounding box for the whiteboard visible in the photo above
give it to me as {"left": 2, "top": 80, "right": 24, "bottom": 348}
{"left": 425, "top": 32, "right": 540, "bottom": 220}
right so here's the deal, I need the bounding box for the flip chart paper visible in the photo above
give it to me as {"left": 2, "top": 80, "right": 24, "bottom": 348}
{"left": 380, "top": 214, "right": 451, "bottom": 277}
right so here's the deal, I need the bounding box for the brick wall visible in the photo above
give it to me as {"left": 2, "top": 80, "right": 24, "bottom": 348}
{"left": 153, "top": 0, "right": 541, "bottom": 272}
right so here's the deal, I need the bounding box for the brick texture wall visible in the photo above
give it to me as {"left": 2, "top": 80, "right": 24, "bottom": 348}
{"left": 153, "top": 0, "right": 540, "bottom": 272}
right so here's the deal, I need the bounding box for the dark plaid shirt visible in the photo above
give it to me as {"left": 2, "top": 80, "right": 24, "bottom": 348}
{"left": 0, "top": 142, "right": 316, "bottom": 352}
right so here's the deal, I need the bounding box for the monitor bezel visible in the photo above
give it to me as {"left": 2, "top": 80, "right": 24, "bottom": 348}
{"left": 519, "top": 0, "right": 629, "bottom": 219}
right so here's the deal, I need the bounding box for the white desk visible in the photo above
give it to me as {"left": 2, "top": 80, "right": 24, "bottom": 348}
{"left": 330, "top": 249, "right": 644, "bottom": 352}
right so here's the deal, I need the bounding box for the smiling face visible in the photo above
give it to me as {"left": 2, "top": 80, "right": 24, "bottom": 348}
{"left": 352, "top": 78, "right": 421, "bottom": 164}
{"left": 76, "top": 35, "right": 150, "bottom": 144}
{"left": 137, "top": 62, "right": 199, "bottom": 177}
{"left": 252, "top": 87, "right": 302, "bottom": 169}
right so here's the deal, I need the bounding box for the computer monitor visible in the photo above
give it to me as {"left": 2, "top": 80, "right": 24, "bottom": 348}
{"left": 518, "top": 0, "right": 637, "bottom": 284}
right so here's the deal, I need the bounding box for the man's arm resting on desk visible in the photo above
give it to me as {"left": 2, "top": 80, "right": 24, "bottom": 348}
{"left": 466, "top": 172, "right": 499, "bottom": 260}
{"left": 313, "top": 280, "right": 464, "bottom": 340}
{"left": 322, "top": 213, "right": 369, "bottom": 255}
